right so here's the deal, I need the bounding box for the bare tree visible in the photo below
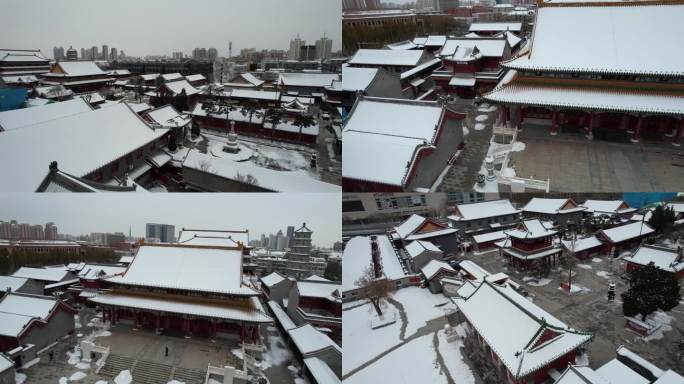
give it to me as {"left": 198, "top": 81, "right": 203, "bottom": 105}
{"left": 354, "top": 265, "right": 394, "bottom": 316}
{"left": 197, "top": 160, "right": 214, "bottom": 174}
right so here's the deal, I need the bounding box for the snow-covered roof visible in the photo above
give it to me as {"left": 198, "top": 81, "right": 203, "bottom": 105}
{"left": 178, "top": 228, "right": 249, "bottom": 247}
{"left": 342, "top": 97, "right": 442, "bottom": 186}
{"left": 485, "top": 71, "right": 684, "bottom": 115}
{"left": 458, "top": 260, "right": 490, "bottom": 281}
{"left": 342, "top": 235, "right": 406, "bottom": 292}
{"left": 386, "top": 40, "right": 418, "bottom": 50}
{"left": 394, "top": 214, "right": 430, "bottom": 239}
{"left": 349, "top": 49, "right": 425, "bottom": 67}
{"left": 118, "top": 255, "right": 134, "bottom": 264}
{"left": 125, "top": 102, "right": 152, "bottom": 114}
{"left": 596, "top": 359, "right": 649, "bottom": 384}
{"left": 1, "top": 75, "right": 38, "bottom": 84}
{"left": 228, "top": 89, "right": 280, "bottom": 101}
{"left": 469, "top": 22, "right": 522, "bottom": 33}
{"left": 582, "top": 200, "right": 635, "bottom": 216}
{"left": 278, "top": 73, "right": 339, "bottom": 88}
{"left": 0, "top": 354, "right": 12, "bottom": 373}
{"left": 420, "top": 259, "right": 454, "bottom": 280}
{"left": 472, "top": 230, "right": 507, "bottom": 244}
{"left": 184, "top": 74, "right": 206, "bottom": 82}
{"left": 561, "top": 236, "right": 602, "bottom": 253}
{"left": 506, "top": 219, "right": 557, "bottom": 240}
{"left": 600, "top": 222, "right": 655, "bottom": 244}
{"left": 504, "top": 2, "right": 684, "bottom": 76}
{"left": 260, "top": 272, "right": 286, "bottom": 288}
{"left": 33, "top": 85, "right": 73, "bottom": 99}
{"left": 304, "top": 357, "right": 341, "bottom": 384}
{"left": 666, "top": 203, "right": 684, "bottom": 215}
{"left": 12, "top": 267, "right": 69, "bottom": 282}
{"left": 0, "top": 49, "right": 48, "bottom": 63}
{"left": 0, "top": 293, "right": 61, "bottom": 337}
{"left": 288, "top": 323, "right": 341, "bottom": 356}
{"left": 108, "top": 69, "right": 131, "bottom": 76}
{"left": 90, "top": 293, "right": 271, "bottom": 323}
{"left": 239, "top": 73, "right": 264, "bottom": 87}
{"left": 400, "top": 58, "right": 442, "bottom": 80}
{"left": 182, "top": 151, "right": 340, "bottom": 193}
{"left": 51, "top": 61, "right": 106, "bottom": 76}
{"left": 341, "top": 66, "right": 378, "bottom": 92}
{"left": 439, "top": 38, "right": 507, "bottom": 58}
{"left": 106, "top": 244, "right": 255, "bottom": 296}
{"left": 654, "top": 370, "right": 684, "bottom": 384}
{"left": 0, "top": 98, "right": 92, "bottom": 132}
{"left": 161, "top": 73, "right": 183, "bottom": 81}
{"left": 163, "top": 80, "right": 200, "bottom": 96}
{"left": 140, "top": 73, "right": 160, "bottom": 81}
{"left": 145, "top": 105, "right": 191, "bottom": 128}
{"left": 0, "top": 103, "right": 168, "bottom": 192}
{"left": 628, "top": 245, "right": 684, "bottom": 273}
{"left": 523, "top": 198, "right": 585, "bottom": 215}
{"left": 496, "top": 31, "right": 523, "bottom": 48}
{"left": 267, "top": 300, "right": 296, "bottom": 330}
{"left": 0, "top": 276, "right": 28, "bottom": 292}
{"left": 455, "top": 280, "right": 592, "bottom": 379}
{"left": 297, "top": 281, "right": 341, "bottom": 302}
{"left": 78, "top": 264, "right": 126, "bottom": 280}
{"left": 405, "top": 240, "right": 442, "bottom": 259}
{"left": 449, "top": 199, "right": 521, "bottom": 222}
{"left": 555, "top": 365, "right": 611, "bottom": 384}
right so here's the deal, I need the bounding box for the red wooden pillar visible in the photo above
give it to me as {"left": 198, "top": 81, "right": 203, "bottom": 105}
{"left": 252, "top": 325, "right": 258, "bottom": 344}
{"left": 516, "top": 107, "right": 524, "bottom": 131}
{"left": 240, "top": 324, "right": 245, "bottom": 343}
{"left": 586, "top": 112, "right": 594, "bottom": 139}
{"left": 551, "top": 110, "right": 558, "bottom": 135}
{"left": 500, "top": 105, "right": 508, "bottom": 127}
{"left": 211, "top": 320, "right": 218, "bottom": 339}
{"left": 631, "top": 115, "right": 643, "bottom": 143}
{"left": 155, "top": 314, "right": 161, "bottom": 333}
{"left": 183, "top": 318, "right": 190, "bottom": 338}
{"left": 674, "top": 119, "right": 684, "bottom": 147}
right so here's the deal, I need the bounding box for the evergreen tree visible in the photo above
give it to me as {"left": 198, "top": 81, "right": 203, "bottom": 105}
{"left": 648, "top": 205, "right": 676, "bottom": 235}
{"left": 168, "top": 133, "right": 178, "bottom": 152}
{"left": 293, "top": 114, "right": 316, "bottom": 143}
{"left": 622, "top": 262, "right": 681, "bottom": 320}
{"left": 191, "top": 121, "right": 200, "bottom": 138}
{"left": 264, "top": 108, "right": 284, "bottom": 141}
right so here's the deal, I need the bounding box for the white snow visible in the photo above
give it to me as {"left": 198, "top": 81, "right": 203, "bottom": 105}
{"left": 596, "top": 271, "right": 612, "bottom": 279}
{"left": 474, "top": 123, "right": 485, "bottom": 130}
{"left": 21, "top": 357, "right": 40, "bottom": 369}
{"left": 59, "top": 377, "right": 67, "bottom": 384}
{"left": 511, "top": 141, "right": 526, "bottom": 152}
{"left": 69, "top": 371, "right": 87, "bottom": 381}
{"left": 501, "top": 167, "right": 516, "bottom": 177}
{"left": 75, "top": 361, "right": 90, "bottom": 369}
{"left": 527, "top": 278, "right": 552, "bottom": 287}
{"left": 475, "top": 115, "right": 488, "bottom": 122}
{"left": 342, "top": 302, "right": 402, "bottom": 375}
{"left": 0, "top": 98, "right": 92, "bottom": 132}
{"left": 66, "top": 346, "right": 81, "bottom": 365}
{"left": 577, "top": 264, "right": 593, "bottom": 270}
{"left": 167, "top": 381, "right": 185, "bottom": 384}
{"left": 342, "top": 235, "right": 405, "bottom": 293}
{"left": 600, "top": 222, "right": 655, "bottom": 244}
{"left": 345, "top": 334, "right": 449, "bottom": 384}
{"left": 643, "top": 310, "right": 674, "bottom": 342}
{"left": 15, "top": 373, "right": 27, "bottom": 384}
{"left": 393, "top": 287, "right": 456, "bottom": 337}
{"left": 449, "top": 199, "right": 520, "bottom": 222}
{"left": 592, "top": 258, "right": 603, "bottom": 263}
{"left": 114, "top": 370, "right": 133, "bottom": 384}
{"left": 341, "top": 67, "right": 378, "bottom": 92}
{"left": 349, "top": 49, "right": 424, "bottom": 67}
{"left": 437, "top": 328, "right": 476, "bottom": 384}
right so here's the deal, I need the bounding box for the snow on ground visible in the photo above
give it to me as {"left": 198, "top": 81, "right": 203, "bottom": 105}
{"left": 596, "top": 271, "right": 612, "bottom": 279}
{"left": 209, "top": 141, "right": 254, "bottom": 161}
{"left": 343, "top": 301, "right": 402, "bottom": 375}
{"left": 463, "top": 126, "right": 470, "bottom": 136}
{"left": 474, "top": 123, "right": 485, "bottom": 131}
{"left": 252, "top": 146, "right": 308, "bottom": 171}
{"left": 560, "top": 283, "right": 591, "bottom": 295}
{"left": 59, "top": 377, "right": 67, "bottom": 384}
{"left": 576, "top": 353, "right": 590, "bottom": 365}
{"left": 501, "top": 167, "right": 516, "bottom": 177}
{"left": 478, "top": 104, "right": 497, "bottom": 113}
{"left": 511, "top": 141, "right": 526, "bottom": 152}
{"left": 643, "top": 310, "right": 675, "bottom": 342}
{"left": 69, "top": 371, "right": 87, "bottom": 381}
{"left": 437, "top": 328, "right": 476, "bottom": 384}
{"left": 21, "top": 357, "right": 40, "bottom": 369}
{"left": 95, "top": 381, "right": 108, "bottom": 384}
{"left": 167, "top": 381, "right": 186, "bottom": 384}
{"left": 577, "top": 264, "right": 593, "bottom": 269}
{"left": 66, "top": 346, "right": 81, "bottom": 365}
{"left": 114, "top": 370, "right": 133, "bottom": 384}
{"left": 526, "top": 278, "right": 552, "bottom": 286}
{"left": 345, "top": 334, "right": 448, "bottom": 384}
{"left": 392, "top": 287, "right": 456, "bottom": 337}
{"left": 475, "top": 115, "right": 488, "bottom": 122}
{"left": 262, "top": 331, "right": 292, "bottom": 369}
{"left": 592, "top": 258, "right": 603, "bottom": 263}
{"left": 15, "top": 373, "right": 26, "bottom": 384}
{"left": 75, "top": 361, "right": 91, "bottom": 369}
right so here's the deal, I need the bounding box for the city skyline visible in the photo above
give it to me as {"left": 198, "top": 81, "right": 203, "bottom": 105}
{"left": 0, "top": 0, "right": 341, "bottom": 59}
{"left": 0, "top": 193, "right": 341, "bottom": 247}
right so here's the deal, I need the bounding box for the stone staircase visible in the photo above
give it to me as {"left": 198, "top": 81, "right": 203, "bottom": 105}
{"left": 100, "top": 353, "right": 207, "bottom": 384}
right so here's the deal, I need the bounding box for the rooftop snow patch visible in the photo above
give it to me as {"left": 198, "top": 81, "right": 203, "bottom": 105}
{"left": 600, "top": 222, "right": 655, "bottom": 244}
{"left": 161, "top": 73, "right": 183, "bottom": 81}
{"left": 296, "top": 280, "right": 342, "bottom": 301}
{"left": 341, "top": 66, "right": 378, "bottom": 92}
{"left": 106, "top": 244, "right": 255, "bottom": 296}
{"left": 0, "top": 276, "right": 28, "bottom": 292}
{"left": 145, "top": 105, "right": 191, "bottom": 128}
{"left": 0, "top": 49, "right": 48, "bottom": 62}
{"left": 439, "top": 38, "right": 507, "bottom": 58}
{"left": 582, "top": 200, "right": 634, "bottom": 215}
{"left": 405, "top": 240, "right": 442, "bottom": 258}
{"left": 523, "top": 198, "right": 585, "bottom": 215}
{"left": 288, "top": 323, "right": 341, "bottom": 356}
{"left": 421, "top": 259, "right": 454, "bottom": 280}
{"left": 506, "top": 218, "right": 557, "bottom": 240}
{"left": 349, "top": 49, "right": 425, "bottom": 67}
{"left": 0, "top": 103, "right": 168, "bottom": 192}
{"left": 278, "top": 72, "right": 339, "bottom": 88}
{"left": 184, "top": 74, "right": 205, "bottom": 82}
{"left": 48, "top": 61, "right": 106, "bottom": 77}
{"left": 504, "top": 2, "right": 684, "bottom": 76}
{"left": 449, "top": 199, "right": 521, "bottom": 221}
{"left": 162, "top": 80, "right": 200, "bottom": 96}
{"left": 260, "top": 272, "right": 286, "bottom": 288}
{"left": 12, "top": 267, "right": 69, "bottom": 282}
{"left": 469, "top": 22, "right": 522, "bottom": 33}
{"left": 561, "top": 236, "right": 602, "bottom": 253}
{"left": 628, "top": 245, "right": 684, "bottom": 273}
{"left": 0, "top": 98, "right": 92, "bottom": 132}
{"left": 177, "top": 228, "right": 249, "bottom": 247}
{"left": 239, "top": 73, "right": 264, "bottom": 87}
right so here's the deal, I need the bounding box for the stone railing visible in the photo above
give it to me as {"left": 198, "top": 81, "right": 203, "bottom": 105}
{"left": 205, "top": 365, "right": 249, "bottom": 384}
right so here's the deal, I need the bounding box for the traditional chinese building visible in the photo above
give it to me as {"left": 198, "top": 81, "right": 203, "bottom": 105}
{"left": 626, "top": 244, "right": 684, "bottom": 280}
{"left": 582, "top": 200, "right": 636, "bottom": 221}
{"left": 596, "top": 221, "right": 655, "bottom": 256}
{"left": 41, "top": 61, "right": 113, "bottom": 92}
{"left": 561, "top": 235, "right": 603, "bottom": 260}
{"left": 498, "top": 218, "right": 562, "bottom": 269}
{"left": 454, "top": 279, "right": 592, "bottom": 384}
{"left": 448, "top": 199, "right": 521, "bottom": 234}
{"left": 90, "top": 243, "right": 272, "bottom": 343}
{"left": 0, "top": 49, "right": 51, "bottom": 77}
{"left": 522, "top": 198, "right": 586, "bottom": 228}
{"left": 391, "top": 214, "right": 459, "bottom": 253}
{"left": 484, "top": 0, "right": 684, "bottom": 145}
{"left": 287, "top": 276, "right": 342, "bottom": 342}
{"left": 420, "top": 259, "right": 458, "bottom": 293}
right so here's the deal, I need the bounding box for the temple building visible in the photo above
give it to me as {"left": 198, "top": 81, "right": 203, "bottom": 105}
{"left": 391, "top": 214, "right": 459, "bottom": 253}
{"left": 454, "top": 279, "right": 592, "bottom": 384}
{"left": 287, "top": 276, "right": 342, "bottom": 342}
{"left": 0, "top": 49, "right": 51, "bottom": 77}
{"left": 448, "top": 199, "right": 521, "bottom": 234}
{"left": 497, "top": 218, "right": 562, "bottom": 269}
{"left": 342, "top": 97, "right": 465, "bottom": 192}
{"left": 596, "top": 221, "right": 655, "bottom": 256}
{"left": 522, "top": 198, "right": 586, "bottom": 228}
{"left": 581, "top": 200, "right": 636, "bottom": 221}
{"left": 484, "top": 0, "right": 684, "bottom": 145}
{"left": 90, "top": 243, "right": 272, "bottom": 344}
{"left": 41, "top": 61, "right": 114, "bottom": 92}
{"left": 626, "top": 244, "right": 684, "bottom": 280}
{"left": 0, "top": 98, "right": 92, "bottom": 132}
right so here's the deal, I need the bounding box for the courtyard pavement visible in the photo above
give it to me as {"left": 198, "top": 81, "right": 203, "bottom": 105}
{"left": 510, "top": 124, "right": 684, "bottom": 192}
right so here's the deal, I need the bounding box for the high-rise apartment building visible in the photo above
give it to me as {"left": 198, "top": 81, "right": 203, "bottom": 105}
{"left": 145, "top": 223, "right": 176, "bottom": 243}
{"left": 315, "top": 35, "right": 333, "bottom": 60}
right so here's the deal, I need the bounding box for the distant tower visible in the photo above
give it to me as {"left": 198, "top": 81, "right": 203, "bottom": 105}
{"left": 229, "top": 41, "right": 232, "bottom": 59}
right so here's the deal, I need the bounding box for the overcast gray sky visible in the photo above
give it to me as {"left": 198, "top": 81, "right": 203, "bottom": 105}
{"left": 0, "top": 0, "right": 341, "bottom": 58}
{"left": 0, "top": 193, "right": 341, "bottom": 247}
